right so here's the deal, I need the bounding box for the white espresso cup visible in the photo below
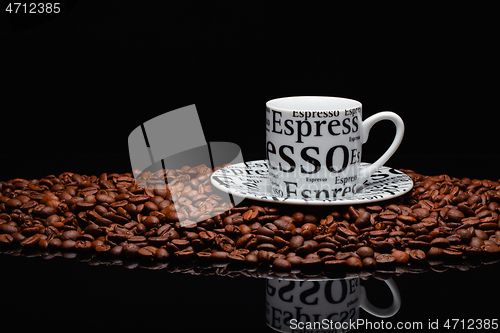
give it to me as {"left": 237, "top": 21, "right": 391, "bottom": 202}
{"left": 266, "top": 277, "right": 401, "bottom": 333}
{"left": 265, "top": 96, "right": 404, "bottom": 200}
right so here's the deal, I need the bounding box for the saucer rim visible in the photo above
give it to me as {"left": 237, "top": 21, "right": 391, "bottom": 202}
{"left": 211, "top": 160, "right": 413, "bottom": 206}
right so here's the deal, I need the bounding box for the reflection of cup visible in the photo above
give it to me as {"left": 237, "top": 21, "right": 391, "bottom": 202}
{"left": 265, "top": 277, "right": 401, "bottom": 333}
{"left": 265, "top": 96, "right": 404, "bottom": 200}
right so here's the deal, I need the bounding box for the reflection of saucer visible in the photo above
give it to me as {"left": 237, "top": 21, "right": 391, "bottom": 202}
{"left": 211, "top": 160, "right": 413, "bottom": 205}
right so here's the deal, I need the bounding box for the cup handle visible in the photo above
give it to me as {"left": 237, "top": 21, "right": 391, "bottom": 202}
{"left": 359, "top": 111, "right": 405, "bottom": 183}
{"left": 360, "top": 278, "right": 401, "bottom": 318}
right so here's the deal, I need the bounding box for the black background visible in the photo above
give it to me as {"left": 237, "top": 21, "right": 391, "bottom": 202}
{"left": 1, "top": 2, "right": 498, "bottom": 332}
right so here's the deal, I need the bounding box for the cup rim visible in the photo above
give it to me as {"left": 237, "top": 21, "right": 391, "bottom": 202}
{"left": 266, "top": 96, "right": 362, "bottom": 112}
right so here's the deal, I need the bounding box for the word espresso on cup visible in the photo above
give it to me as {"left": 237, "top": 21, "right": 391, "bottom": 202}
{"left": 266, "top": 96, "right": 404, "bottom": 200}
{"left": 265, "top": 277, "right": 401, "bottom": 333}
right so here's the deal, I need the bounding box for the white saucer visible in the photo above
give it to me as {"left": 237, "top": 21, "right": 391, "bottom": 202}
{"left": 211, "top": 160, "right": 413, "bottom": 205}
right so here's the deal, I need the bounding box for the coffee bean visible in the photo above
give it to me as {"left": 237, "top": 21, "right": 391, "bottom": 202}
{"left": 245, "top": 253, "right": 259, "bottom": 265}
{"left": 110, "top": 245, "right": 123, "bottom": 256}
{"left": 138, "top": 246, "right": 157, "bottom": 258}
{"left": 20, "top": 233, "right": 43, "bottom": 247}
{"left": 228, "top": 252, "right": 246, "bottom": 263}
{"left": 371, "top": 241, "right": 394, "bottom": 253}
{"left": 356, "top": 246, "right": 374, "bottom": 258}
{"left": 324, "top": 259, "right": 347, "bottom": 269}
{"left": 474, "top": 229, "right": 488, "bottom": 240}
{"left": 362, "top": 257, "right": 377, "bottom": 268}
{"left": 96, "top": 194, "right": 115, "bottom": 204}
{"left": 482, "top": 243, "right": 500, "bottom": 254}
{"left": 412, "top": 208, "right": 430, "bottom": 220}
{"left": 0, "top": 234, "right": 14, "bottom": 245}
{"left": 427, "top": 247, "right": 444, "bottom": 257}
{"left": 272, "top": 258, "right": 291, "bottom": 270}
{"left": 62, "top": 239, "right": 76, "bottom": 250}
{"left": 355, "top": 212, "right": 371, "bottom": 229}
{"left": 409, "top": 249, "right": 426, "bottom": 261}
{"left": 443, "top": 247, "right": 463, "bottom": 257}
{"left": 48, "top": 238, "right": 62, "bottom": 249}
{"left": 430, "top": 237, "right": 450, "bottom": 248}
{"left": 257, "top": 226, "right": 275, "bottom": 238}
{"left": 376, "top": 254, "right": 396, "bottom": 264}
{"left": 274, "top": 219, "right": 295, "bottom": 231}
{"left": 470, "top": 237, "right": 485, "bottom": 248}
{"left": 175, "top": 249, "right": 195, "bottom": 260}
{"left": 447, "top": 209, "right": 465, "bottom": 222}
{"left": 337, "top": 226, "right": 356, "bottom": 238}
{"left": 6, "top": 198, "right": 23, "bottom": 210}
{"left": 369, "top": 230, "right": 389, "bottom": 238}
{"left": 123, "top": 243, "right": 139, "bottom": 256}
{"left": 0, "top": 223, "right": 18, "bottom": 234}
{"left": 142, "top": 215, "right": 160, "bottom": 229}
{"left": 61, "top": 230, "right": 80, "bottom": 241}
{"left": 235, "top": 233, "right": 254, "bottom": 248}
{"left": 346, "top": 257, "right": 363, "bottom": 269}
{"left": 75, "top": 240, "right": 92, "bottom": 251}
{"left": 287, "top": 235, "right": 303, "bottom": 251}
{"left": 392, "top": 250, "right": 410, "bottom": 263}
{"left": 212, "top": 251, "right": 228, "bottom": 261}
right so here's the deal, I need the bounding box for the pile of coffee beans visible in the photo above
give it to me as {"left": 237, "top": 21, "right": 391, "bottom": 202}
{"left": 1, "top": 165, "right": 499, "bottom": 273}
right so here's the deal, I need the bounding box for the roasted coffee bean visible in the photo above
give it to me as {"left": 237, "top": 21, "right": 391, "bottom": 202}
{"left": 245, "top": 253, "right": 259, "bottom": 265}
{"left": 346, "top": 257, "right": 363, "bottom": 269}
{"left": 274, "top": 219, "right": 295, "bottom": 231}
{"left": 0, "top": 223, "right": 18, "bottom": 234}
{"left": 362, "top": 257, "right": 377, "bottom": 268}
{"left": 324, "top": 259, "right": 347, "bottom": 269}
{"left": 123, "top": 243, "right": 139, "bottom": 256}
{"left": 235, "top": 233, "right": 254, "bottom": 248}
{"left": 142, "top": 215, "right": 160, "bottom": 229}
{"left": 355, "top": 212, "right": 371, "bottom": 229}
{"left": 474, "top": 229, "right": 488, "bottom": 240}
{"left": 61, "top": 230, "right": 80, "bottom": 241}
{"left": 62, "top": 239, "right": 76, "bottom": 250}
{"left": 138, "top": 246, "right": 157, "bottom": 258}
{"left": 6, "top": 198, "right": 23, "bottom": 210}
{"left": 407, "top": 240, "right": 431, "bottom": 251}
{"left": 412, "top": 208, "right": 430, "bottom": 220}
{"left": 257, "top": 226, "right": 275, "bottom": 238}
{"left": 75, "top": 240, "right": 92, "bottom": 251}
{"left": 212, "top": 251, "right": 228, "bottom": 261}
{"left": 470, "top": 237, "right": 485, "bottom": 248}
{"left": 369, "top": 230, "right": 389, "bottom": 238}
{"left": 427, "top": 247, "right": 444, "bottom": 257}
{"left": 371, "top": 241, "right": 394, "bottom": 253}
{"left": 430, "top": 237, "right": 450, "bottom": 248}
{"left": 96, "top": 194, "right": 115, "bottom": 204}
{"left": 20, "top": 233, "right": 43, "bottom": 247}
{"left": 443, "top": 247, "right": 463, "bottom": 257}
{"left": 392, "top": 250, "right": 410, "bottom": 263}
{"left": 48, "top": 238, "right": 62, "bottom": 249}
{"left": 409, "top": 249, "right": 426, "bottom": 261}
{"left": 175, "top": 249, "right": 195, "bottom": 260}
{"left": 0, "top": 234, "right": 14, "bottom": 245}
{"left": 376, "top": 254, "right": 396, "bottom": 264}
{"left": 228, "top": 253, "right": 246, "bottom": 263}
{"left": 356, "top": 246, "right": 374, "bottom": 258}
{"left": 483, "top": 243, "right": 500, "bottom": 254}
{"left": 447, "top": 208, "right": 465, "bottom": 222}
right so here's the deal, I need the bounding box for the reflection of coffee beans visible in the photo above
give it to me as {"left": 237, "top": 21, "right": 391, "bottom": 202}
{"left": 1, "top": 166, "right": 500, "bottom": 272}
